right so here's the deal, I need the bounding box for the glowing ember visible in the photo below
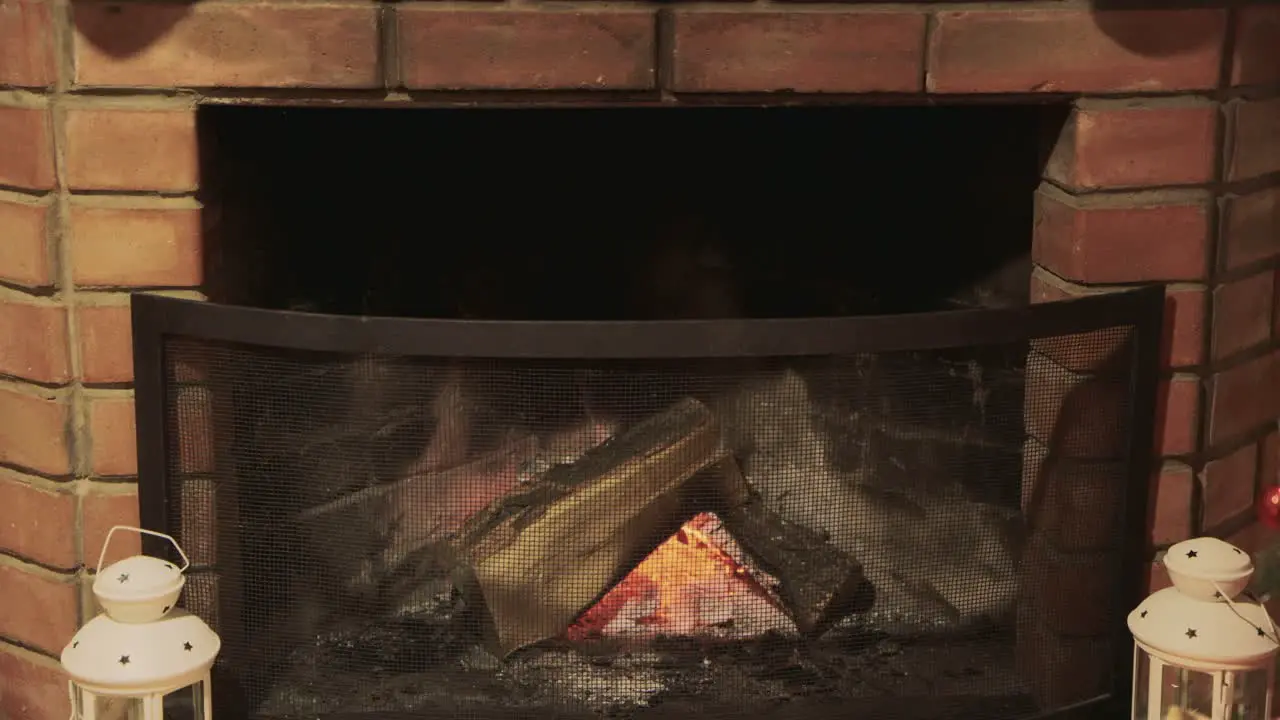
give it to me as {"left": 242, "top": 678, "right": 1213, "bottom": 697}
{"left": 568, "top": 512, "right": 796, "bottom": 640}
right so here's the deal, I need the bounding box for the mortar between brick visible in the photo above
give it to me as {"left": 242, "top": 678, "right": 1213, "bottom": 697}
{"left": 1038, "top": 182, "right": 1211, "bottom": 209}
{"left": 0, "top": 88, "right": 48, "bottom": 108}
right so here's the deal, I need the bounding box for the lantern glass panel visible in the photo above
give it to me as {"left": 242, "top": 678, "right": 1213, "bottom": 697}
{"left": 1160, "top": 664, "right": 1213, "bottom": 719}
{"left": 1226, "top": 668, "right": 1268, "bottom": 720}
{"left": 1134, "top": 646, "right": 1152, "bottom": 720}
{"left": 163, "top": 683, "right": 206, "bottom": 720}
{"left": 71, "top": 692, "right": 143, "bottom": 720}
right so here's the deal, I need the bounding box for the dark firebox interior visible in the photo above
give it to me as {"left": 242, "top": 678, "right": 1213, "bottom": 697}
{"left": 200, "top": 105, "right": 1064, "bottom": 318}
{"left": 179, "top": 105, "right": 1143, "bottom": 720}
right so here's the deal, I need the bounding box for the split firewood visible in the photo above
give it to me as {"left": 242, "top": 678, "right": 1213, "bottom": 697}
{"left": 297, "top": 433, "right": 541, "bottom": 591}
{"left": 381, "top": 434, "right": 539, "bottom": 569}
{"left": 381, "top": 419, "right": 623, "bottom": 616}
{"left": 710, "top": 457, "right": 869, "bottom": 636}
{"left": 726, "top": 369, "right": 1018, "bottom": 630}
{"left": 297, "top": 363, "right": 482, "bottom": 524}
{"left": 298, "top": 420, "right": 619, "bottom": 573}
{"left": 515, "top": 418, "right": 620, "bottom": 483}
{"left": 297, "top": 419, "right": 615, "bottom": 606}
{"left": 296, "top": 434, "right": 537, "bottom": 524}
{"left": 397, "top": 363, "right": 473, "bottom": 479}
{"left": 718, "top": 497, "right": 868, "bottom": 636}
{"left": 449, "top": 397, "right": 727, "bottom": 657}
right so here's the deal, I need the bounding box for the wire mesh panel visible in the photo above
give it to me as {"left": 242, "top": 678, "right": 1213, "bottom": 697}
{"left": 137, "top": 293, "right": 1160, "bottom": 720}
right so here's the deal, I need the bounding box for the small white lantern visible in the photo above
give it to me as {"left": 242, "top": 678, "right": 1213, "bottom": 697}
{"left": 61, "top": 526, "right": 221, "bottom": 720}
{"left": 1128, "top": 536, "right": 1279, "bottom": 720}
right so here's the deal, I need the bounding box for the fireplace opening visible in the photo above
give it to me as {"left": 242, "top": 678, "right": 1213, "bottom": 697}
{"left": 142, "top": 102, "right": 1158, "bottom": 720}
{"left": 199, "top": 104, "right": 1064, "bottom": 319}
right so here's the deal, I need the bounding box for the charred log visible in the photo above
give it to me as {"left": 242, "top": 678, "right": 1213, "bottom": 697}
{"left": 449, "top": 397, "right": 728, "bottom": 656}
{"left": 719, "top": 507, "right": 870, "bottom": 636}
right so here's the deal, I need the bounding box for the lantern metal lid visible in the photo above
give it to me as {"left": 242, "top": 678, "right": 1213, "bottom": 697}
{"left": 92, "top": 526, "right": 189, "bottom": 624}
{"left": 62, "top": 526, "right": 221, "bottom": 695}
{"left": 61, "top": 609, "right": 221, "bottom": 695}
{"left": 1164, "top": 537, "right": 1253, "bottom": 600}
{"left": 1129, "top": 537, "right": 1279, "bottom": 667}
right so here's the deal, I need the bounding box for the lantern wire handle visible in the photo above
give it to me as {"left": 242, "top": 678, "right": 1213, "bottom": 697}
{"left": 1211, "top": 579, "right": 1280, "bottom": 646}
{"left": 98, "top": 525, "right": 191, "bottom": 574}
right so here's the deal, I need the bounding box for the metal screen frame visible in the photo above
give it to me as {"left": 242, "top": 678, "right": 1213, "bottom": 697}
{"left": 130, "top": 287, "right": 1165, "bottom": 720}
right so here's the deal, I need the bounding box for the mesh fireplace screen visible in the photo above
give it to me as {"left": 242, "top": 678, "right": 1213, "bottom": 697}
{"left": 131, "top": 290, "right": 1162, "bottom": 720}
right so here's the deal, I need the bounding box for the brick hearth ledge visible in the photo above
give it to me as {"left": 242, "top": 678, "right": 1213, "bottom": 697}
{"left": 1, "top": 1, "right": 1278, "bottom": 717}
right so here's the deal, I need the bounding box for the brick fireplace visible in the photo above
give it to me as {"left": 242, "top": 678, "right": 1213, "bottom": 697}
{"left": 1, "top": 1, "right": 1279, "bottom": 718}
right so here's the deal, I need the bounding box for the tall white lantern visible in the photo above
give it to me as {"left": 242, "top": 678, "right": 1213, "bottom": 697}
{"left": 61, "top": 526, "right": 221, "bottom": 720}
{"left": 1128, "top": 536, "right": 1279, "bottom": 720}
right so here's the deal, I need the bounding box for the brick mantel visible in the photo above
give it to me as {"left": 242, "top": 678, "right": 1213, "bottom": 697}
{"left": 1, "top": 1, "right": 1279, "bottom": 717}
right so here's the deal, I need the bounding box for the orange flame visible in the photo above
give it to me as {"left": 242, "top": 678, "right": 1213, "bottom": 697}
{"left": 568, "top": 512, "right": 793, "bottom": 640}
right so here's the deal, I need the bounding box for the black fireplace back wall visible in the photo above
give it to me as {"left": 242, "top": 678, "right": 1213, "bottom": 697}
{"left": 199, "top": 105, "right": 1057, "bottom": 318}
{"left": 130, "top": 290, "right": 1163, "bottom": 720}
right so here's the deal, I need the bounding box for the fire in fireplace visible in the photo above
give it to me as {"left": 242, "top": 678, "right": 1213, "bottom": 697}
{"left": 566, "top": 511, "right": 804, "bottom": 642}
{"left": 131, "top": 104, "right": 1162, "bottom": 720}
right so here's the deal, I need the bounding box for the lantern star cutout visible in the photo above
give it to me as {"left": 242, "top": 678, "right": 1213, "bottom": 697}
{"left": 183, "top": 642, "right": 193, "bottom": 651}
{"left": 1185, "top": 628, "right": 1198, "bottom": 639}
{"left": 117, "top": 573, "right": 129, "bottom": 583}
{"left": 118, "top": 655, "right": 130, "bottom": 666}
{"left": 1186, "top": 550, "right": 1198, "bottom": 558}
{"left": 1259, "top": 628, "right": 1267, "bottom": 637}
{"left": 1140, "top": 610, "right": 1148, "bottom": 618}
{"left": 72, "top": 641, "right": 79, "bottom": 648}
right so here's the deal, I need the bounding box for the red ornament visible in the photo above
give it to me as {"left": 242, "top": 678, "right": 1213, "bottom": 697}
{"left": 1258, "top": 485, "right": 1280, "bottom": 529}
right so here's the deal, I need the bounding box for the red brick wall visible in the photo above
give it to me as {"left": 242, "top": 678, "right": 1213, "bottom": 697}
{"left": 0, "top": 1, "right": 1278, "bottom": 717}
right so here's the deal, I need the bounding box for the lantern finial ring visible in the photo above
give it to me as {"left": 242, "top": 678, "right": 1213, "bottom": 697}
{"left": 98, "top": 526, "right": 190, "bottom": 575}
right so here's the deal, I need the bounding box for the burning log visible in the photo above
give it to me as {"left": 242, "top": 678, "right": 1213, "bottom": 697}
{"left": 450, "top": 397, "right": 727, "bottom": 657}
{"left": 708, "top": 457, "right": 869, "bottom": 637}
{"left": 296, "top": 434, "right": 533, "bottom": 521}
{"left": 294, "top": 432, "right": 540, "bottom": 610}
{"left": 566, "top": 511, "right": 795, "bottom": 641}
{"left": 719, "top": 496, "right": 869, "bottom": 636}
{"left": 560, "top": 457, "right": 867, "bottom": 641}
{"left": 515, "top": 418, "right": 620, "bottom": 483}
